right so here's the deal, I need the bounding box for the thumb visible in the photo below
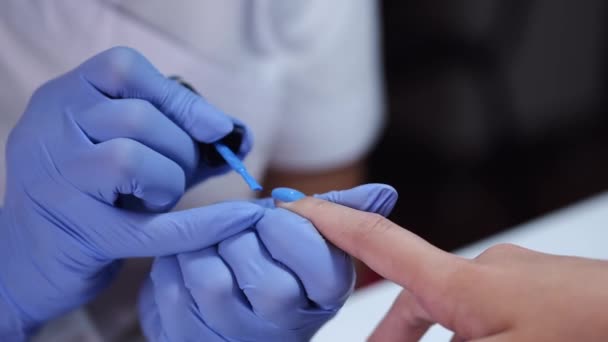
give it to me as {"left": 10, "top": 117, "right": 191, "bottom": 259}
{"left": 104, "top": 201, "right": 265, "bottom": 257}
{"left": 314, "top": 183, "right": 398, "bottom": 217}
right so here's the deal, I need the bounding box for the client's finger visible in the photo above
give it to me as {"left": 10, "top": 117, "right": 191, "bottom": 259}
{"left": 277, "top": 196, "right": 465, "bottom": 298}
{"left": 369, "top": 289, "right": 434, "bottom": 342}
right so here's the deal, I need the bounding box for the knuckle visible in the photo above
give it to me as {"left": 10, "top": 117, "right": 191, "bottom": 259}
{"left": 30, "top": 77, "right": 66, "bottom": 106}
{"left": 362, "top": 213, "right": 392, "bottom": 234}
{"left": 154, "top": 278, "right": 182, "bottom": 305}
{"left": 311, "top": 198, "right": 331, "bottom": 211}
{"left": 167, "top": 87, "right": 199, "bottom": 128}
{"left": 477, "top": 243, "right": 520, "bottom": 261}
{"left": 120, "top": 100, "right": 153, "bottom": 133}
{"left": 272, "top": 277, "right": 301, "bottom": 302}
{"left": 492, "top": 242, "right": 519, "bottom": 252}
{"left": 433, "top": 261, "right": 478, "bottom": 316}
{"left": 250, "top": 277, "right": 301, "bottom": 316}
{"left": 314, "top": 266, "right": 354, "bottom": 305}
{"left": 105, "top": 139, "right": 142, "bottom": 178}
{"left": 440, "top": 259, "right": 476, "bottom": 288}
{"left": 31, "top": 81, "right": 52, "bottom": 100}
{"left": 191, "top": 270, "right": 233, "bottom": 298}
{"left": 352, "top": 213, "right": 392, "bottom": 256}
{"left": 103, "top": 46, "right": 144, "bottom": 82}
{"left": 437, "top": 262, "right": 486, "bottom": 337}
{"left": 180, "top": 253, "right": 234, "bottom": 299}
{"left": 149, "top": 262, "right": 182, "bottom": 303}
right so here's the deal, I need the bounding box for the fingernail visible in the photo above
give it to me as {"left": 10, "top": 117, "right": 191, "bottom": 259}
{"left": 271, "top": 187, "right": 306, "bottom": 203}
{"left": 190, "top": 100, "right": 234, "bottom": 142}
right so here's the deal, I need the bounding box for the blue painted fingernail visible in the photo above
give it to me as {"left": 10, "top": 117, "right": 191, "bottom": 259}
{"left": 271, "top": 187, "right": 306, "bottom": 202}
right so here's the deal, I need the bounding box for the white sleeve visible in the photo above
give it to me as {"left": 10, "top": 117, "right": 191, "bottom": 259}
{"left": 268, "top": 0, "right": 385, "bottom": 171}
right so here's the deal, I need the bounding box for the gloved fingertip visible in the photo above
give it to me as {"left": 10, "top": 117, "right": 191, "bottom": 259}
{"left": 140, "top": 187, "right": 184, "bottom": 212}
{"left": 370, "top": 184, "right": 399, "bottom": 217}
{"left": 250, "top": 197, "right": 275, "bottom": 208}
{"left": 352, "top": 184, "right": 398, "bottom": 212}
{"left": 190, "top": 100, "right": 234, "bottom": 143}
{"left": 312, "top": 183, "right": 399, "bottom": 217}
{"left": 271, "top": 187, "right": 306, "bottom": 203}
{"left": 142, "top": 199, "right": 179, "bottom": 213}
{"left": 116, "top": 194, "right": 178, "bottom": 213}
{"left": 236, "top": 125, "right": 254, "bottom": 157}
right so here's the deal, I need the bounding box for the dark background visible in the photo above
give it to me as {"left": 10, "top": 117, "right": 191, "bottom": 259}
{"left": 369, "top": 0, "right": 608, "bottom": 251}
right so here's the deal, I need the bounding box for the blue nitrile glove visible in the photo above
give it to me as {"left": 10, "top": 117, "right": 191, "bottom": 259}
{"left": 138, "top": 184, "right": 398, "bottom": 342}
{"left": 0, "top": 46, "right": 259, "bottom": 341}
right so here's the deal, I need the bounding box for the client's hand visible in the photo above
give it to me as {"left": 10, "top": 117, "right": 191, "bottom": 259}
{"left": 280, "top": 187, "right": 608, "bottom": 342}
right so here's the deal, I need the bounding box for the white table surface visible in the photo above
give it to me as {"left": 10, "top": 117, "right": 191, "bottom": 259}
{"left": 313, "top": 191, "right": 608, "bottom": 341}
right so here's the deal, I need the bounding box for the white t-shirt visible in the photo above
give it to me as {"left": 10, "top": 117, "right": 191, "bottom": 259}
{"left": 0, "top": 0, "right": 383, "bottom": 340}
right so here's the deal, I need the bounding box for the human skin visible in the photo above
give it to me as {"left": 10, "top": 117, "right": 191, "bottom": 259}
{"left": 279, "top": 195, "right": 608, "bottom": 341}
{"left": 262, "top": 161, "right": 378, "bottom": 288}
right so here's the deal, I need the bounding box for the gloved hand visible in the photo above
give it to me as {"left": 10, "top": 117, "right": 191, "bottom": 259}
{"left": 0, "top": 46, "right": 258, "bottom": 341}
{"left": 138, "top": 184, "right": 398, "bottom": 341}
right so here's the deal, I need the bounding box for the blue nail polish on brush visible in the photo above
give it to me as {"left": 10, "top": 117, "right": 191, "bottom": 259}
{"left": 271, "top": 188, "right": 306, "bottom": 202}
{"left": 214, "top": 142, "right": 263, "bottom": 191}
